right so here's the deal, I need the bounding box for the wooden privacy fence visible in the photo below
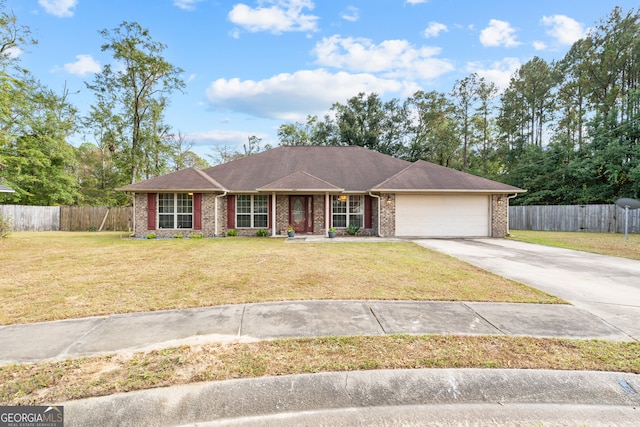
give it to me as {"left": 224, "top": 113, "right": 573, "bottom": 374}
{"left": 509, "top": 204, "right": 640, "bottom": 234}
{"left": 60, "top": 206, "right": 132, "bottom": 231}
{"left": 0, "top": 205, "right": 61, "bottom": 232}
{"left": 0, "top": 205, "right": 132, "bottom": 232}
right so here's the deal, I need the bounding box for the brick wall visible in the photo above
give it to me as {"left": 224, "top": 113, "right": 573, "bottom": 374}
{"left": 491, "top": 194, "right": 509, "bottom": 237}
{"left": 133, "top": 193, "right": 148, "bottom": 237}
{"left": 379, "top": 193, "right": 395, "bottom": 237}
{"left": 274, "top": 195, "right": 288, "bottom": 235}
{"left": 133, "top": 192, "right": 508, "bottom": 238}
{"left": 201, "top": 193, "right": 217, "bottom": 237}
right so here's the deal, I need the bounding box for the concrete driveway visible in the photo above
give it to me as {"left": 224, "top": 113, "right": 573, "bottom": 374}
{"left": 414, "top": 238, "right": 640, "bottom": 341}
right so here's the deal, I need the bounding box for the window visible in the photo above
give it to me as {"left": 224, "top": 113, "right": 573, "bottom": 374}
{"left": 158, "top": 193, "right": 193, "bottom": 229}
{"left": 332, "top": 195, "right": 363, "bottom": 228}
{"left": 236, "top": 195, "right": 268, "bottom": 228}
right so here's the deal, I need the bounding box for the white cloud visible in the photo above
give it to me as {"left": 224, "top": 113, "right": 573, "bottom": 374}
{"left": 467, "top": 57, "right": 521, "bottom": 91}
{"left": 4, "top": 47, "right": 22, "bottom": 59}
{"left": 406, "top": 0, "right": 428, "bottom": 4}
{"left": 173, "top": 0, "right": 203, "bottom": 11}
{"left": 341, "top": 6, "right": 359, "bottom": 22}
{"left": 188, "top": 129, "right": 266, "bottom": 147}
{"left": 479, "top": 19, "right": 520, "bottom": 48}
{"left": 205, "top": 69, "right": 418, "bottom": 121}
{"left": 533, "top": 41, "right": 547, "bottom": 51}
{"left": 63, "top": 54, "right": 101, "bottom": 76}
{"left": 423, "top": 21, "right": 447, "bottom": 38}
{"left": 38, "top": 0, "right": 77, "bottom": 17}
{"left": 228, "top": 0, "right": 319, "bottom": 34}
{"left": 313, "top": 35, "right": 454, "bottom": 81}
{"left": 541, "top": 15, "right": 586, "bottom": 46}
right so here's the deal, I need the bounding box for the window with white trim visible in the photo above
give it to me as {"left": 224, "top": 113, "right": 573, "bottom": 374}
{"left": 158, "top": 193, "right": 193, "bottom": 229}
{"left": 236, "top": 195, "right": 268, "bottom": 228}
{"left": 332, "top": 195, "right": 364, "bottom": 228}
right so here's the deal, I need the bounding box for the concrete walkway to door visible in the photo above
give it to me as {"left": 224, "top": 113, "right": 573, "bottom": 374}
{"left": 414, "top": 238, "right": 640, "bottom": 341}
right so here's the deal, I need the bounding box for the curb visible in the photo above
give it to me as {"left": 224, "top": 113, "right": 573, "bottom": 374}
{"left": 60, "top": 369, "right": 640, "bottom": 426}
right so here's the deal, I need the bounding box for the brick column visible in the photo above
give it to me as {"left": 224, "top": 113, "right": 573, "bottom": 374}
{"left": 491, "top": 194, "right": 509, "bottom": 237}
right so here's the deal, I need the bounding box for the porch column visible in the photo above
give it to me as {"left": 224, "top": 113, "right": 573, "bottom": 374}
{"left": 325, "top": 193, "right": 330, "bottom": 233}
{"left": 272, "top": 192, "right": 277, "bottom": 237}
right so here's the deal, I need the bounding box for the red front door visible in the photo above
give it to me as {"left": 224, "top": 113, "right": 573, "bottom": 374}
{"left": 289, "top": 196, "right": 313, "bottom": 233}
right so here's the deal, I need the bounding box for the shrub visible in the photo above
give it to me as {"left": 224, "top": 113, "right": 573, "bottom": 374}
{"left": 189, "top": 233, "right": 204, "bottom": 239}
{"left": 256, "top": 229, "right": 269, "bottom": 237}
{"left": 0, "top": 213, "right": 12, "bottom": 238}
{"left": 227, "top": 229, "right": 237, "bottom": 237}
{"left": 347, "top": 223, "right": 360, "bottom": 236}
{"left": 146, "top": 233, "right": 156, "bottom": 239}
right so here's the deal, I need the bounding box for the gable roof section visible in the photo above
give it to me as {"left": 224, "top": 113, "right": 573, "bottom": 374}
{"left": 116, "top": 167, "right": 225, "bottom": 192}
{"left": 0, "top": 184, "right": 14, "bottom": 193}
{"left": 258, "top": 171, "right": 344, "bottom": 192}
{"left": 203, "top": 146, "right": 411, "bottom": 192}
{"left": 373, "top": 160, "right": 524, "bottom": 193}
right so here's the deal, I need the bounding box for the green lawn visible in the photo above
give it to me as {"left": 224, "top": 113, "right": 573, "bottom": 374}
{"left": 0, "top": 232, "right": 560, "bottom": 325}
{"left": 2, "top": 335, "right": 639, "bottom": 405}
{"left": 508, "top": 230, "right": 640, "bottom": 260}
{"left": 3, "top": 230, "right": 637, "bottom": 406}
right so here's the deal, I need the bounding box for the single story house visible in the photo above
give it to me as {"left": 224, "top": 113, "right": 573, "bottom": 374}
{"left": 117, "top": 146, "right": 524, "bottom": 238}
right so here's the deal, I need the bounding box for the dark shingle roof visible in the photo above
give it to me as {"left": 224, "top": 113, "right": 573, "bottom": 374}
{"left": 373, "top": 160, "right": 524, "bottom": 193}
{"left": 203, "top": 146, "right": 410, "bottom": 192}
{"left": 258, "top": 171, "right": 344, "bottom": 192}
{"left": 116, "top": 146, "right": 524, "bottom": 194}
{"left": 116, "top": 168, "right": 225, "bottom": 192}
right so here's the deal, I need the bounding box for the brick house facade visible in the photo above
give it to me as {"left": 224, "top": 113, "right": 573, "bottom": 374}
{"left": 121, "top": 147, "right": 524, "bottom": 239}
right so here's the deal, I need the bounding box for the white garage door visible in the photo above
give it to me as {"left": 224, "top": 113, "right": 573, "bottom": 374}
{"left": 395, "top": 194, "right": 490, "bottom": 237}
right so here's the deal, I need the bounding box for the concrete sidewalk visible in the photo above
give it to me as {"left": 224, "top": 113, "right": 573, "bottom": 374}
{"left": 0, "top": 299, "right": 633, "bottom": 364}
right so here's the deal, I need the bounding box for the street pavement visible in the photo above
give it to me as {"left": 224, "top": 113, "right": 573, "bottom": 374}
{"left": 2, "top": 237, "right": 640, "bottom": 426}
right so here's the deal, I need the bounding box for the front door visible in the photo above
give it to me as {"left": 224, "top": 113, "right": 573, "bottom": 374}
{"left": 289, "top": 196, "right": 313, "bottom": 233}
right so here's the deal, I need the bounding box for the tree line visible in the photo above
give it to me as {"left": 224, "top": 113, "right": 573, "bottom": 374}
{"left": 277, "top": 7, "right": 640, "bottom": 205}
{"left": 0, "top": 4, "right": 638, "bottom": 206}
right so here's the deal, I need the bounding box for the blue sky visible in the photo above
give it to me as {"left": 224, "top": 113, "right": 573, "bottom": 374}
{"left": 6, "top": 0, "right": 637, "bottom": 158}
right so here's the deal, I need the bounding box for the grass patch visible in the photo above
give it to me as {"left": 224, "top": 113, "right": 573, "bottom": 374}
{"left": 0, "top": 232, "right": 560, "bottom": 325}
{"left": 508, "top": 230, "right": 640, "bottom": 260}
{"left": 1, "top": 335, "right": 638, "bottom": 405}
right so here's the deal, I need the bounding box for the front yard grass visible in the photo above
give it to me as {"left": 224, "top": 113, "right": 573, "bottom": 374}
{"left": 508, "top": 230, "right": 640, "bottom": 260}
{"left": 0, "top": 232, "right": 560, "bottom": 325}
{"left": 6, "top": 231, "right": 635, "bottom": 406}
{"left": 2, "top": 335, "right": 639, "bottom": 405}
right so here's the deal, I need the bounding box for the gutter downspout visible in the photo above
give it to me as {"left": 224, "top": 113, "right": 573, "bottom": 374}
{"left": 132, "top": 192, "right": 136, "bottom": 236}
{"left": 325, "top": 193, "right": 329, "bottom": 234}
{"left": 215, "top": 191, "right": 228, "bottom": 237}
{"left": 368, "top": 192, "right": 382, "bottom": 237}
